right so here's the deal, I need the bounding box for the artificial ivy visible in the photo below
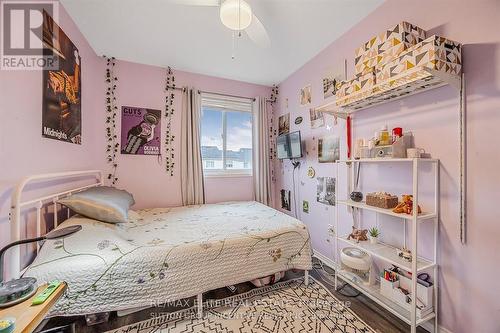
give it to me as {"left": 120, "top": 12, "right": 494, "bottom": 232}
{"left": 268, "top": 85, "right": 279, "bottom": 160}
{"left": 104, "top": 56, "right": 119, "bottom": 186}
{"left": 164, "top": 67, "right": 176, "bottom": 176}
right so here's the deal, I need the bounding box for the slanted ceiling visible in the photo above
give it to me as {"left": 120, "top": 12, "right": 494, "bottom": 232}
{"left": 60, "top": 0, "right": 384, "bottom": 85}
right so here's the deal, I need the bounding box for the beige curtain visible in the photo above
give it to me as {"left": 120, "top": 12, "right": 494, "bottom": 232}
{"left": 180, "top": 88, "right": 205, "bottom": 205}
{"left": 252, "top": 97, "right": 272, "bottom": 206}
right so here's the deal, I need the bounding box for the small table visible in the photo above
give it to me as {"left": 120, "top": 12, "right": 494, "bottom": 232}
{"left": 0, "top": 282, "right": 67, "bottom": 333}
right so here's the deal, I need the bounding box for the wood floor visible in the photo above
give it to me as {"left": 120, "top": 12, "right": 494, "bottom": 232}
{"left": 43, "top": 269, "right": 428, "bottom": 333}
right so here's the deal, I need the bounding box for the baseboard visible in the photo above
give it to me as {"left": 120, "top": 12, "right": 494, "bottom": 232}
{"left": 312, "top": 250, "right": 336, "bottom": 269}
{"left": 421, "top": 321, "right": 453, "bottom": 333}
{"left": 313, "top": 252, "right": 453, "bottom": 333}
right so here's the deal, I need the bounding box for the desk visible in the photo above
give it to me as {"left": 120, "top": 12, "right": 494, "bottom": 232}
{"left": 0, "top": 282, "right": 66, "bottom": 333}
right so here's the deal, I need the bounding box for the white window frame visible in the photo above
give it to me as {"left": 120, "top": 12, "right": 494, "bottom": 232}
{"left": 201, "top": 93, "right": 254, "bottom": 177}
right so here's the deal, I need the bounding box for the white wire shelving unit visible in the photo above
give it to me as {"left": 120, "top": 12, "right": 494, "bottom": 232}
{"left": 334, "top": 158, "right": 440, "bottom": 333}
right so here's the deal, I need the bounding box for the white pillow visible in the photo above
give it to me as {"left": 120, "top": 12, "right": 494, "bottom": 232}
{"left": 58, "top": 186, "right": 135, "bottom": 223}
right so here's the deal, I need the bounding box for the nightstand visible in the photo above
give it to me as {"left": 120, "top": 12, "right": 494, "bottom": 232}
{"left": 0, "top": 282, "right": 66, "bottom": 333}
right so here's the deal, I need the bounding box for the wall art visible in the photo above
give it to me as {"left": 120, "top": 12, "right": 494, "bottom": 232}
{"left": 309, "top": 108, "right": 325, "bottom": 129}
{"left": 280, "top": 189, "right": 291, "bottom": 211}
{"left": 300, "top": 84, "right": 312, "bottom": 105}
{"left": 307, "top": 166, "right": 316, "bottom": 178}
{"left": 317, "top": 177, "right": 336, "bottom": 206}
{"left": 278, "top": 113, "right": 290, "bottom": 135}
{"left": 323, "top": 60, "right": 347, "bottom": 99}
{"left": 302, "top": 200, "right": 309, "bottom": 213}
{"left": 318, "top": 136, "right": 340, "bottom": 163}
{"left": 42, "top": 11, "right": 81, "bottom": 144}
{"left": 121, "top": 106, "right": 161, "bottom": 155}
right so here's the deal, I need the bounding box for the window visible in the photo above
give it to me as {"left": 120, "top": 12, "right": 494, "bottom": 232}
{"left": 200, "top": 93, "right": 253, "bottom": 176}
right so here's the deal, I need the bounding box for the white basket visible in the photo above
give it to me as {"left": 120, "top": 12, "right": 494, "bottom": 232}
{"left": 380, "top": 272, "right": 433, "bottom": 317}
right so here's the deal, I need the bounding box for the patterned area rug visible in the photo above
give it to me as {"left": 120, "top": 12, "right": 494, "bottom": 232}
{"left": 106, "top": 277, "right": 375, "bottom": 333}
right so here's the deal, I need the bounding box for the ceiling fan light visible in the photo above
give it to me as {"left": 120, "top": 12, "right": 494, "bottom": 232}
{"left": 220, "top": 0, "right": 252, "bottom": 31}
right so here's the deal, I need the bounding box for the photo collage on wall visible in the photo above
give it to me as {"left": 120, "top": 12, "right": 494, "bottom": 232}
{"left": 42, "top": 11, "right": 81, "bottom": 144}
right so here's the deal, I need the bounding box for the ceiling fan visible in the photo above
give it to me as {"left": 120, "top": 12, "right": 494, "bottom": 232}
{"left": 167, "top": 0, "right": 271, "bottom": 56}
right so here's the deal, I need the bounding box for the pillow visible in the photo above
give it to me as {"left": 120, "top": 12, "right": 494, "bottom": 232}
{"left": 58, "top": 186, "right": 135, "bottom": 223}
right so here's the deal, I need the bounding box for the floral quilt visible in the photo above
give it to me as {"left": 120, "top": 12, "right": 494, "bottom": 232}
{"left": 24, "top": 201, "right": 312, "bottom": 316}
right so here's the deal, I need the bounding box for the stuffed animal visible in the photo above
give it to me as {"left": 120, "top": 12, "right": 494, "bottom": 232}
{"left": 392, "top": 194, "right": 422, "bottom": 215}
{"left": 347, "top": 226, "right": 368, "bottom": 243}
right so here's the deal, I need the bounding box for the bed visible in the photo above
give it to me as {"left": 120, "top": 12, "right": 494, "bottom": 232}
{"left": 8, "top": 171, "right": 312, "bottom": 317}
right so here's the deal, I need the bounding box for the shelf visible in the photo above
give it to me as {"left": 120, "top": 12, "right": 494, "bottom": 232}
{"left": 338, "top": 236, "right": 435, "bottom": 273}
{"left": 337, "top": 158, "right": 439, "bottom": 164}
{"left": 337, "top": 200, "right": 436, "bottom": 221}
{"left": 336, "top": 269, "right": 435, "bottom": 326}
{"left": 316, "top": 67, "right": 461, "bottom": 117}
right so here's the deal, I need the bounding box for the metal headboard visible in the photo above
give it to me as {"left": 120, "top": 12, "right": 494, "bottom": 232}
{"left": 7, "top": 170, "right": 103, "bottom": 280}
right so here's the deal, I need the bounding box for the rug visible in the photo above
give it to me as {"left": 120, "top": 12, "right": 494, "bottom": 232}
{"left": 106, "top": 277, "right": 375, "bottom": 333}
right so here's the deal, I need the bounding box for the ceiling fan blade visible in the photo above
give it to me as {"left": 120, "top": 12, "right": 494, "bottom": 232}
{"left": 245, "top": 14, "right": 271, "bottom": 48}
{"left": 164, "top": 0, "right": 219, "bottom": 6}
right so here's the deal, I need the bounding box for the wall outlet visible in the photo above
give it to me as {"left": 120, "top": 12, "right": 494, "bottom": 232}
{"left": 327, "top": 224, "right": 335, "bottom": 236}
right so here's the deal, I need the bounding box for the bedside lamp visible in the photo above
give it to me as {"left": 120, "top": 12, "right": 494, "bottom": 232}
{"left": 0, "top": 225, "right": 81, "bottom": 307}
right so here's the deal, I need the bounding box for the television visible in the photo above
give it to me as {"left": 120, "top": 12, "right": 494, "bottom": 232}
{"left": 277, "top": 131, "right": 302, "bottom": 159}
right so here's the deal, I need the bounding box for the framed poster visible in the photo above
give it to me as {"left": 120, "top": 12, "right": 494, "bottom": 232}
{"left": 42, "top": 11, "right": 81, "bottom": 144}
{"left": 121, "top": 106, "right": 161, "bottom": 155}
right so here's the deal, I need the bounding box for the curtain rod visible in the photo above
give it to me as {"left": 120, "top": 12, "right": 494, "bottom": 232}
{"left": 197, "top": 89, "right": 256, "bottom": 102}
{"left": 166, "top": 85, "right": 186, "bottom": 92}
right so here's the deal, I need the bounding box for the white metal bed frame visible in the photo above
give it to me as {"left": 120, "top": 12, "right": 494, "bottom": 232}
{"left": 7, "top": 170, "right": 309, "bottom": 319}
{"left": 8, "top": 170, "right": 103, "bottom": 281}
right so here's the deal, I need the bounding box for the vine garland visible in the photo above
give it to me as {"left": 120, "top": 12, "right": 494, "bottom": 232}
{"left": 268, "top": 84, "right": 279, "bottom": 161}
{"left": 164, "top": 67, "right": 176, "bottom": 176}
{"left": 104, "top": 56, "right": 119, "bottom": 186}
{"left": 268, "top": 85, "right": 279, "bottom": 184}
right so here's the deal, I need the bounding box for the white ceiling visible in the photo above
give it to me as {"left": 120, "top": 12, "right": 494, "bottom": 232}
{"left": 60, "top": 0, "right": 383, "bottom": 86}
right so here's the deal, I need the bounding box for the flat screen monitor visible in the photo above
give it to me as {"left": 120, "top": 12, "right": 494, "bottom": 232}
{"left": 277, "top": 131, "right": 302, "bottom": 159}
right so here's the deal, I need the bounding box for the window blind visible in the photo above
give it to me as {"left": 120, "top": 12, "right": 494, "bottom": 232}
{"left": 201, "top": 92, "right": 253, "bottom": 113}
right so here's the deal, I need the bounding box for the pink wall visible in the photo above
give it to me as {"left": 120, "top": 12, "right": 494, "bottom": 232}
{"left": 0, "top": 2, "right": 106, "bottom": 249}
{"left": 114, "top": 60, "right": 270, "bottom": 208}
{"left": 273, "top": 0, "right": 500, "bottom": 332}
{"left": 0, "top": 0, "right": 270, "bottom": 273}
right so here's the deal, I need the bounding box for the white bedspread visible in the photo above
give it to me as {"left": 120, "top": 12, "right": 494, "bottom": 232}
{"left": 24, "top": 201, "right": 312, "bottom": 316}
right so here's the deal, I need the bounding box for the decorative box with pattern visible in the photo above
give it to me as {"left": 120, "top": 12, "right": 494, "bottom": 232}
{"left": 354, "top": 22, "right": 426, "bottom": 75}
{"left": 355, "top": 43, "right": 410, "bottom": 76}
{"left": 336, "top": 70, "right": 376, "bottom": 99}
{"left": 376, "top": 35, "right": 462, "bottom": 82}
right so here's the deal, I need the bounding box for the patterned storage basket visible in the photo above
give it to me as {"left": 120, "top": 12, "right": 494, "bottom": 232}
{"left": 354, "top": 21, "right": 426, "bottom": 76}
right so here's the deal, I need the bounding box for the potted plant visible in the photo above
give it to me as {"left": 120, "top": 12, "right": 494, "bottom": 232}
{"left": 368, "top": 227, "right": 380, "bottom": 244}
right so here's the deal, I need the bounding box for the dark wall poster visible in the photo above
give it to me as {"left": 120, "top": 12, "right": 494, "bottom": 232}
{"left": 42, "top": 11, "right": 82, "bottom": 144}
{"left": 121, "top": 106, "right": 161, "bottom": 155}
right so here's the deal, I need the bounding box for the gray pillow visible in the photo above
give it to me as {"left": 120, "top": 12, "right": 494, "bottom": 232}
{"left": 58, "top": 186, "right": 135, "bottom": 223}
